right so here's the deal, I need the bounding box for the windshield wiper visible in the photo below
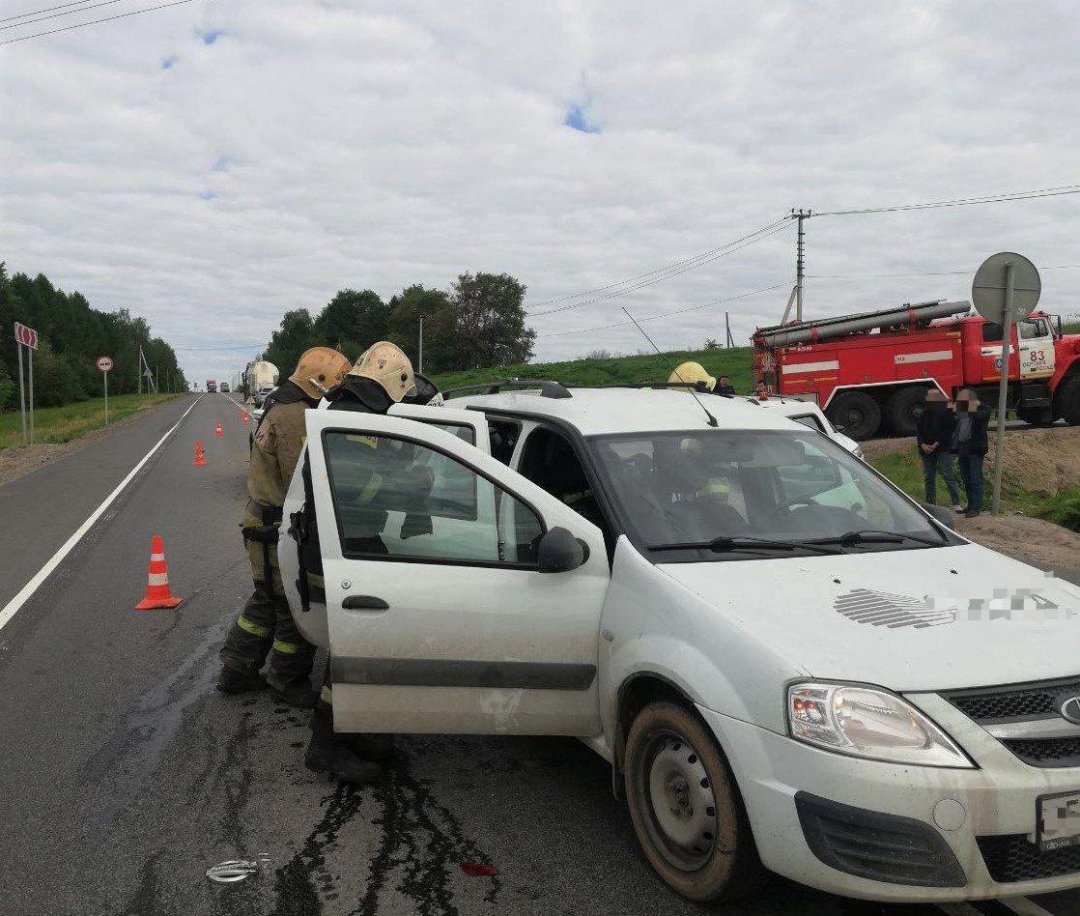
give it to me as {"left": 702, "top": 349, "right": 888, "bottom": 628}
{"left": 647, "top": 535, "right": 840, "bottom": 555}
{"left": 807, "top": 529, "right": 943, "bottom": 548}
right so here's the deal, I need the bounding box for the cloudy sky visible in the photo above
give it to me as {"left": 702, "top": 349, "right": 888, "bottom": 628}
{"left": 2, "top": 0, "right": 1078, "bottom": 383}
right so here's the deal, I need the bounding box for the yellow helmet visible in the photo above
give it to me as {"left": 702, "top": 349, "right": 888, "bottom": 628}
{"left": 289, "top": 347, "right": 351, "bottom": 400}
{"left": 668, "top": 361, "right": 716, "bottom": 392}
{"left": 349, "top": 340, "right": 415, "bottom": 403}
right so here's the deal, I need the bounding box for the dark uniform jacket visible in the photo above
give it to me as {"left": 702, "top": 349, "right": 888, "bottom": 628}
{"left": 915, "top": 403, "right": 956, "bottom": 453}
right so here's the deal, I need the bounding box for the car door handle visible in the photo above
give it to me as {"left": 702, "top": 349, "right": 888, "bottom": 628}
{"left": 342, "top": 595, "right": 390, "bottom": 611}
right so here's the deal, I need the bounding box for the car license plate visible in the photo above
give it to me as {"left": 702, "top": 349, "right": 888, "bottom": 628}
{"left": 1038, "top": 791, "right": 1080, "bottom": 851}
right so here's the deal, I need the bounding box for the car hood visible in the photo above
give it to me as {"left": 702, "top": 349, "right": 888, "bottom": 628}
{"left": 659, "top": 543, "right": 1080, "bottom": 692}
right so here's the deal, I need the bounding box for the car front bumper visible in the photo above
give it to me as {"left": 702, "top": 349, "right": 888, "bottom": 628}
{"left": 698, "top": 700, "right": 1080, "bottom": 902}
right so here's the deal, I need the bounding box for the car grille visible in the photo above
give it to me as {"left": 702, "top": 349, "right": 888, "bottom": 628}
{"left": 1002, "top": 737, "right": 1080, "bottom": 767}
{"left": 942, "top": 676, "right": 1080, "bottom": 769}
{"left": 947, "top": 679, "right": 1073, "bottom": 721}
{"left": 978, "top": 835, "right": 1080, "bottom": 883}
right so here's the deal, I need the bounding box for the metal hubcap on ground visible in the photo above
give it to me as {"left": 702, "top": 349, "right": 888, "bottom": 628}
{"left": 645, "top": 734, "right": 718, "bottom": 871}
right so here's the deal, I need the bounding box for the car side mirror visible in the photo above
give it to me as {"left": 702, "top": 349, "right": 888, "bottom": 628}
{"left": 922, "top": 503, "right": 956, "bottom": 531}
{"left": 537, "top": 526, "right": 588, "bottom": 573}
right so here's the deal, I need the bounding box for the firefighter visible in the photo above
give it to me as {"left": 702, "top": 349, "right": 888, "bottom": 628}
{"left": 218, "top": 346, "right": 351, "bottom": 706}
{"left": 668, "top": 361, "right": 716, "bottom": 392}
{"left": 298, "top": 341, "right": 434, "bottom": 783}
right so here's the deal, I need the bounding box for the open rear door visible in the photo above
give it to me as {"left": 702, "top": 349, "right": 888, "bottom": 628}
{"left": 304, "top": 409, "right": 609, "bottom": 736}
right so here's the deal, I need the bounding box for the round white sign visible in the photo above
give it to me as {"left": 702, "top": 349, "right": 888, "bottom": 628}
{"left": 97, "top": 356, "right": 114, "bottom": 372}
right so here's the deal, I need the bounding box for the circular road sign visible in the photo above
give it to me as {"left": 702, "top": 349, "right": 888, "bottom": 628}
{"left": 972, "top": 252, "right": 1041, "bottom": 323}
{"left": 96, "top": 356, "right": 114, "bottom": 372}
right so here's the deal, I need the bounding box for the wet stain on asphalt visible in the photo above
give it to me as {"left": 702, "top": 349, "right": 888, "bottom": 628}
{"left": 269, "top": 752, "right": 500, "bottom": 916}
{"left": 120, "top": 848, "right": 165, "bottom": 916}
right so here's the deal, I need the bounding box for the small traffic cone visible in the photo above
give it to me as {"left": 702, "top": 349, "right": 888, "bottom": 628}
{"left": 193, "top": 440, "right": 207, "bottom": 467}
{"left": 135, "top": 535, "right": 183, "bottom": 610}
{"left": 214, "top": 419, "right": 224, "bottom": 437}
{"left": 240, "top": 411, "right": 249, "bottom": 426}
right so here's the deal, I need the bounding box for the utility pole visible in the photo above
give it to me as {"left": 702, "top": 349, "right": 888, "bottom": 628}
{"left": 794, "top": 208, "right": 810, "bottom": 323}
{"left": 724, "top": 311, "right": 734, "bottom": 349}
{"left": 418, "top": 316, "right": 424, "bottom": 374}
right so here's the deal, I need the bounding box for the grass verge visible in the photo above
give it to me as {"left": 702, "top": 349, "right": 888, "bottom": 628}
{"left": 0, "top": 393, "right": 182, "bottom": 451}
{"left": 870, "top": 449, "right": 1080, "bottom": 531}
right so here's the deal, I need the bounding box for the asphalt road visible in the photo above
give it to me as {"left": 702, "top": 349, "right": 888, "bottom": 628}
{"left": 0, "top": 392, "right": 1076, "bottom": 916}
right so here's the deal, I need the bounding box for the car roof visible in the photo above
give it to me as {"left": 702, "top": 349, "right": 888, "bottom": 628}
{"left": 450, "top": 388, "right": 807, "bottom": 436}
{"left": 746, "top": 396, "right": 824, "bottom": 417}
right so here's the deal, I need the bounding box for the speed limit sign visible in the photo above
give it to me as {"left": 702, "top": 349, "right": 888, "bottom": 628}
{"left": 97, "top": 356, "right": 113, "bottom": 372}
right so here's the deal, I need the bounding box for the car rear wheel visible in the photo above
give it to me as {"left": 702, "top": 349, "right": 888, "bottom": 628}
{"left": 624, "top": 702, "right": 767, "bottom": 903}
{"left": 826, "top": 391, "right": 881, "bottom": 440}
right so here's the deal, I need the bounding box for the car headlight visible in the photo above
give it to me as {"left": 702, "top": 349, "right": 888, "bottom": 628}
{"left": 787, "top": 683, "right": 972, "bottom": 768}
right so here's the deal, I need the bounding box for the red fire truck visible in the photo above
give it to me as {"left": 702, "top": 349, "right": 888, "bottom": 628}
{"left": 753, "top": 299, "right": 1080, "bottom": 440}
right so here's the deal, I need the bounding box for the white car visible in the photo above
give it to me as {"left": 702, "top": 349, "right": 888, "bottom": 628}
{"left": 744, "top": 394, "right": 864, "bottom": 458}
{"left": 279, "top": 385, "right": 1080, "bottom": 905}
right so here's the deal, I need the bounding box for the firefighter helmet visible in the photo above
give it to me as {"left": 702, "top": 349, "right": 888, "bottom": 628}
{"left": 668, "top": 361, "right": 716, "bottom": 393}
{"left": 349, "top": 341, "right": 415, "bottom": 403}
{"left": 289, "top": 347, "right": 351, "bottom": 401}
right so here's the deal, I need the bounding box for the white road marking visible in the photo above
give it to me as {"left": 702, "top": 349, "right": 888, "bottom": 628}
{"left": 0, "top": 395, "right": 204, "bottom": 634}
{"left": 998, "top": 897, "right": 1056, "bottom": 916}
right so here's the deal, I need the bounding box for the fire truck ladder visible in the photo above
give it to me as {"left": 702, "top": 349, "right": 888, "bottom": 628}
{"left": 754, "top": 299, "right": 972, "bottom": 349}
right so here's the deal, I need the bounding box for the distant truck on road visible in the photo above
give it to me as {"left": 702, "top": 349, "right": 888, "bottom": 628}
{"left": 206, "top": 380, "right": 218, "bottom": 393}
{"left": 243, "top": 360, "right": 280, "bottom": 406}
{"left": 753, "top": 299, "right": 1080, "bottom": 439}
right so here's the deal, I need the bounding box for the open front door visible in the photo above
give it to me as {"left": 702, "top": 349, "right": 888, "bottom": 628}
{"left": 304, "top": 410, "right": 610, "bottom": 736}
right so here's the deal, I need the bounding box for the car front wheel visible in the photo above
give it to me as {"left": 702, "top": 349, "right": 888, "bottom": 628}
{"left": 624, "top": 702, "right": 767, "bottom": 903}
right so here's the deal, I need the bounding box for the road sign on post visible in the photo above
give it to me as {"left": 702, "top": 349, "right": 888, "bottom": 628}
{"left": 13, "top": 322, "right": 38, "bottom": 446}
{"left": 97, "top": 356, "right": 114, "bottom": 424}
{"left": 972, "top": 252, "right": 1041, "bottom": 515}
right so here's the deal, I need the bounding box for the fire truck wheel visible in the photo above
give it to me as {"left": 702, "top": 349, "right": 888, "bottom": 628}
{"left": 826, "top": 391, "right": 880, "bottom": 441}
{"left": 885, "top": 386, "right": 929, "bottom": 437}
{"left": 1057, "top": 376, "right": 1080, "bottom": 425}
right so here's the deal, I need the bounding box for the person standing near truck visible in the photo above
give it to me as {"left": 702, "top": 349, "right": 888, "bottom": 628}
{"left": 915, "top": 389, "right": 961, "bottom": 510}
{"left": 954, "top": 388, "right": 991, "bottom": 518}
{"left": 218, "top": 346, "right": 351, "bottom": 705}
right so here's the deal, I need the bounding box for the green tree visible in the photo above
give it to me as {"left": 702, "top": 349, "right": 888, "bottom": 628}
{"left": 263, "top": 309, "right": 316, "bottom": 378}
{"left": 388, "top": 285, "right": 455, "bottom": 372}
{"left": 314, "top": 289, "right": 390, "bottom": 362}
{"left": 448, "top": 272, "right": 535, "bottom": 370}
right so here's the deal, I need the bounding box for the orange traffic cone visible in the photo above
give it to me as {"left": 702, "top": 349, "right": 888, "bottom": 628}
{"left": 193, "top": 440, "right": 206, "bottom": 467}
{"left": 135, "top": 535, "right": 183, "bottom": 610}
{"left": 214, "top": 419, "right": 224, "bottom": 437}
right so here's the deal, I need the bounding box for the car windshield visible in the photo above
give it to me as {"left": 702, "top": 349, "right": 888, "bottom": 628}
{"left": 589, "top": 429, "right": 946, "bottom": 560}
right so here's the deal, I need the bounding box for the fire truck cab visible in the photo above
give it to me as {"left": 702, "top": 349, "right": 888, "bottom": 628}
{"left": 754, "top": 301, "right": 1080, "bottom": 440}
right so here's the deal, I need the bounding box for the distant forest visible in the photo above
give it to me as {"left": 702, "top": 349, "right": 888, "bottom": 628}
{"left": 260, "top": 272, "right": 536, "bottom": 380}
{"left": 0, "top": 264, "right": 187, "bottom": 409}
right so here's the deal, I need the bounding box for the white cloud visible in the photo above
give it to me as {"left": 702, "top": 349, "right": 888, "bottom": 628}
{"left": 1, "top": 0, "right": 1078, "bottom": 382}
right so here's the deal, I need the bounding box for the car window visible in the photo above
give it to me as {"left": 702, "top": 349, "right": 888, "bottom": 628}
{"left": 323, "top": 430, "right": 543, "bottom": 566}
{"left": 487, "top": 419, "right": 521, "bottom": 465}
{"left": 590, "top": 429, "right": 938, "bottom": 560}
{"left": 982, "top": 322, "right": 1003, "bottom": 342}
{"left": 789, "top": 413, "right": 825, "bottom": 433}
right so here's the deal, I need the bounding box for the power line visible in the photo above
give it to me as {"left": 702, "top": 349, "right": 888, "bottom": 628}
{"left": 1, "top": 0, "right": 132, "bottom": 32}
{"left": 813, "top": 184, "right": 1080, "bottom": 217}
{"left": 543, "top": 281, "right": 787, "bottom": 338}
{"left": 526, "top": 216, "right": 791, "bottom": 311}
{"left": 0, "top": 0, "right": 207, "bottom": 45}
{"left": 0, "top": 0, "right": 95, "bottom": 24}
{"left": 529, "top": 221, "right": 791, "bottom": 318}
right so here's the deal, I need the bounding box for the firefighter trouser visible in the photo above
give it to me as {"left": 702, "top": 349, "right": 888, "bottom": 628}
{"left": 220, "top": 513, "right": 316, "bottom": 682}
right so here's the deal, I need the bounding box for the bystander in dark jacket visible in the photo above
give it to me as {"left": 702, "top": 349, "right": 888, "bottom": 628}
{"left": 953, "top": 389, "right": 991, "bottom": 517}
{"left": 915, "top": 389, "right": 960, "bottom": 508}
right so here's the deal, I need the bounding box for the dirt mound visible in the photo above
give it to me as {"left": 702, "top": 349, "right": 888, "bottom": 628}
{"left": 957, "top": 513, "right": 1080, "bottom": 569}
{"left": 991, "top": 426, "right": 1080, "bottom": 495}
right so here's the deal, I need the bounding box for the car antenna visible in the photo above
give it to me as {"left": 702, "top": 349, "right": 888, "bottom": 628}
{"left": 621, "top": 307, "right": 718, "bottom": 427}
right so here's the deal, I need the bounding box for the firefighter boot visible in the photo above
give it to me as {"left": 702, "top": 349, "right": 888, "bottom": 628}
{"left": 267, "top": 672, "right": 317, "bottom": 709}
{"left": 217, "top": 665, "right": 269, "bottom": 694}
{"left": 304, "top": 705, "right": 382, "bottom": 785}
